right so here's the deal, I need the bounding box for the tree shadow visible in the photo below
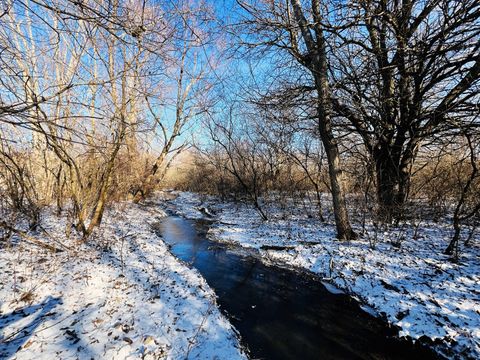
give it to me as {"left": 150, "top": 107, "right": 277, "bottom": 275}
{"left": 0, "top": 296, "right": 62, "bottom": 359}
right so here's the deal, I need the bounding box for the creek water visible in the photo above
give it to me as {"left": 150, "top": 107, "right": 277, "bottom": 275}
{"left": 153, "top": 215, "right": 440, "bottom": 360}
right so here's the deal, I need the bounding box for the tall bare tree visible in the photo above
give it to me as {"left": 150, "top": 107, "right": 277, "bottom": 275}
{"left": 134, "top": 2, "right": 216, "bottom": 201}
{"left": 331, "top": 0, "right": 480, "bottom": 220}
{"left": 236, "top": 0, "right": 356, "bottom": 239}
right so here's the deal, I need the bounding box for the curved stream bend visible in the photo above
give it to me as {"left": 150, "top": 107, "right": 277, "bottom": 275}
{"left": 153, "top": 216, "right": 440, "bottom": 360}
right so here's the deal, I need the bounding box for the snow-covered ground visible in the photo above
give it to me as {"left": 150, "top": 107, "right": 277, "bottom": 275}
{"left": 170, "top": 191, "right": 480, "bottom": 359}
{"left": 0, "top": 199, "right": 246, "bottom": 359}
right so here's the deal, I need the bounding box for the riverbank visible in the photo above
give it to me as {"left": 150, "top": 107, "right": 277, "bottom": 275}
{"left": 169, "top": 191, "right": 480, "bottom": 359}
{"left": 154, "top": 214, "right": 441, "bottom": 360}
{"left": 0, "top": 200, "right": 246, "bottom": 359}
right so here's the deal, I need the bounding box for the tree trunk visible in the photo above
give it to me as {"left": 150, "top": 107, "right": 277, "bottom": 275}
{"left": 314, "top": 60, "right": 356, "bottom": 240}
{"left": 373, "top": 136, "right": 418, "bottom": 222}
{"left": 133, "top": 149, "right": 168, "bottom": 203}
{"left": 84, "top": 133, "right": 123, "bottom": 238}
{"left": 85, "top": 182, "right": 109, "bottom": 237}
{"left": 314, "top": 29, "right": 355, "bottom": 238}
{"left": 322, "top": 134, "right": 356, "bottom": 240}
{"left": 374, "top": 148, "right": 400, "bottom": 222}
{"left": 445, "top": 219, "right": 461, "bottom": 258}
{"left": 84, "top": 166, "right": 113, "bottom": 238}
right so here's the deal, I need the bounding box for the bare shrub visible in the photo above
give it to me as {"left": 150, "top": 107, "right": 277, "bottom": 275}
{"left": 0, "top": 147, "right": 42, "bottom": 229}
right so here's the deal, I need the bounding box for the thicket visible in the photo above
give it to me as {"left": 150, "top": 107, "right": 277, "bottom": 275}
{"left": 0, "top": 0, "right": 478, "bottom": 260}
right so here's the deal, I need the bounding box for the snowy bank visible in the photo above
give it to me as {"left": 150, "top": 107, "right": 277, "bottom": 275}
{"left": 169, "top": 191, "right": 480, "bottom": 359}
{"left": 0, "top": 199, "right": 246, "bottom": 359}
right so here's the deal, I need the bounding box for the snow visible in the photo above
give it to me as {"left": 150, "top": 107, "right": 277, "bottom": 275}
{"left": 169, "top": 191, "right": 480, "bottom": 359}
{"left": 0, "top": 199, "right": 246, "bottom": 359}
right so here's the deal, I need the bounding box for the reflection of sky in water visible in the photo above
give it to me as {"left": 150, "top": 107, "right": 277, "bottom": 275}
{"left": 154, "top": 217, "right": 439, "bottom": 360}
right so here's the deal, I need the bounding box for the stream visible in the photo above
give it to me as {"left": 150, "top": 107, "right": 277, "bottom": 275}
{"left": 153, "top": 215, "right": 440, "bottom": 360}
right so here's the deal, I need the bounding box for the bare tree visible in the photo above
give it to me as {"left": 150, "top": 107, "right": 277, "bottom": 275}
{"left": 331, "top": 0, "right": 480, "bottom": 221}
{"left": 207, "top": 108, "right": 270, "bottom": 221}
{"left": 133, "top": 2, "right": 216, "bottom": 201}
{"left": 0, "top": 0, "right": 170, "bottom": 239}
{"left": 235, "top": 0, "right": 357, "bottom": 239}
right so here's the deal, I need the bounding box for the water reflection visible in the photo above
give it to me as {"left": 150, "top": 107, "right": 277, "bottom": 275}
{"left": 154, "top": 217, "right": 440, "bottom": 360}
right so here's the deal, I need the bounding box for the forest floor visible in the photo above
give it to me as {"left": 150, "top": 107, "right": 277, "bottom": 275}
{"left": 0, "top": 199, "right": 246, "bottom": 359}
{"left": 170, "top": 191, "right": 480, "bottom": 359}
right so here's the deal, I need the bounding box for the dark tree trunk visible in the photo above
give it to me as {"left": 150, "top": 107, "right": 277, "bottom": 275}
{"left": 374, "top": 146, "right": 401, "bottom": 222}
{"left": 373, "top": 135, "right": 418, "bottom": 222}
{"left": 288, "top": 0, "right": 356, "bottom": 240}
{"left": 318, "top": 104, "right": 356, "bottom": 240}
{"left": 444, "top": 221, "right": 461, "bottom": 258}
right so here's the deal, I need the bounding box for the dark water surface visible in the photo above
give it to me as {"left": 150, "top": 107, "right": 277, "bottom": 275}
{"left": 154, "top": 216, "right": 440, "bottom": 360}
